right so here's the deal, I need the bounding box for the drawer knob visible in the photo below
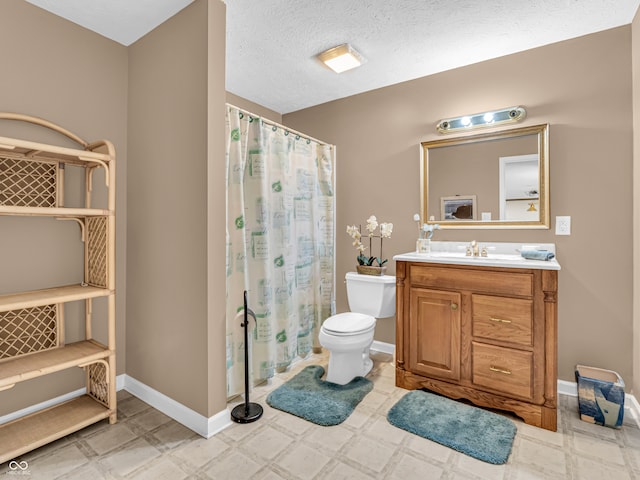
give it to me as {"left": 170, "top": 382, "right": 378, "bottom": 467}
{"left": 451, "top": 303, "right": 458, "bottom": 311}
{"left": 490, "top": 317, "right": 512, "bottom": 324}
{"left": 489, "top": 366, "right": 512, "bottom": 375}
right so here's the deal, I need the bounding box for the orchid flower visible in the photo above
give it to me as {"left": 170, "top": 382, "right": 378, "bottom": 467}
{"left": 348, "top": 215, "right": 393, "bottom": 268}
{"left": 380, "top": 222, "right": 393, "bottom": 238}
{"left": 365, "top": 215, "right": 378, "bottom": 235}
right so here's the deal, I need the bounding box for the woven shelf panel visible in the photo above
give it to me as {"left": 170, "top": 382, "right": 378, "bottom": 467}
{"left": 0, "top": 304, "right": 58, "bottom": 360}
{"left": 87, "top": 217, "right": 108, "bottom": 288}
{"left": 0, "top": 157, "right": 58, "bottom": 207}
{"left": 87, "top": 362, "right": 109, "bottom": 407}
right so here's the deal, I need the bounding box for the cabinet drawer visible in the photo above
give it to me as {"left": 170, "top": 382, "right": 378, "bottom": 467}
{"left": 472, "top": 342, "right": 533, "bottom": 400}
{"left": 410, "top": 265, "right": 533, "bottom": 297}
{"left": 472, "top": 295, "right": 533, "bottom": 347}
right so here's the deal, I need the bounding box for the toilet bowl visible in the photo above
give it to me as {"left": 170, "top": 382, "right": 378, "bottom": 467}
{"left": 319, "top": 272, "right": 395, "bottom": 385}
{"left": 319, "top": 312, "right": 376, "bottom": 385}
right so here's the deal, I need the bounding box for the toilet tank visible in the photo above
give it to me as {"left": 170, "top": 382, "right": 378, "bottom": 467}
{"left": 345, "top": 272, "right": 396, "bottom": 318}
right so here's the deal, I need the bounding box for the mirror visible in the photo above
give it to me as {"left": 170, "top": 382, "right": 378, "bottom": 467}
{"left": 421, "top": 124, "right": 549, "bottom": 228}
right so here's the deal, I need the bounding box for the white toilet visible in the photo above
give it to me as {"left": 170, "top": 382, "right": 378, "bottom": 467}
{"left": 319, "top": 272, "right": 396, "bottom": 385}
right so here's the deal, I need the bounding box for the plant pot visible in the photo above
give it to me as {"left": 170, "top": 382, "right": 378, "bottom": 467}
{"left": 357, "top": 265, "right": 387, "bottom": 276}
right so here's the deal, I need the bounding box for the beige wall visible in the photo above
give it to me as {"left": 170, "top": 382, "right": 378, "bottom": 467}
{"left": 0, "top": 0, "right": 128, "bottom": 416}
{"left": 285, "top": 27, "right": 634, "bottom": 386}
{"left": 227, "top": 92, "right": 282, "bottom": 124}
{"left": 633, "top": 12, "right": 640, "bottom": 397}
{"left": 128, "top": 0, "right": 226, "bottom": 417}
{"left": 207, "top": 1, "right": 228, "bottom": 417}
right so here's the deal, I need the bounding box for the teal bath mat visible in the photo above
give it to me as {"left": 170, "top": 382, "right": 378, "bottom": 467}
{"left": 266, "top": 365, "right": 372, "bottom": 426}
{"left": 387, "top": 390, "right": 516, "bottom": 464}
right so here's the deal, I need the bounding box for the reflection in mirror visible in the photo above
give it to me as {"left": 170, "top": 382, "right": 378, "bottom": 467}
{"left": 499, "top": 154, "right": 539, "bottom": 221}
{"left": 421, "top": 124, "right": 549, "bottom": 229}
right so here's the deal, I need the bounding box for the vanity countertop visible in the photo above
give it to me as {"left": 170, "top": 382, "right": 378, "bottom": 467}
{"left": 393, "top": 241, "right": 561, "bottom": 270}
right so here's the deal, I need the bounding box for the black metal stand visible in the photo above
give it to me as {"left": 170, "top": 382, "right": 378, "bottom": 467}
{"left": 231, "top": 291, "right": 263, "bottom": 424}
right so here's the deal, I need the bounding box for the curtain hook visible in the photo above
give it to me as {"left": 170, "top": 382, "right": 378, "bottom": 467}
{"left": 239, "top": 112, "right": 244, "bottom": 119}
{"left": 272, "top": 125, "right": 277, "bottom": 132}
{"left": 295, "top": 135, "right": 300, "bottom": 140}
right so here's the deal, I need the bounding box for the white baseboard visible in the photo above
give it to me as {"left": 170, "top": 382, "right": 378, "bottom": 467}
{"left": 116, "top": 374, "right": 126, "bottom": 391}
{"left": 557, "top": 379, "right": 578, "bottom": 397}
{"left": 0, "top": 373, "right": 231, "bottom": 438}
{"left": 371, "top": 340, "right": 395, "bottom": 355}
{"left": 1, "top": 386, "right": 82, "bottom": 426}
{"left": 626, "top": 392, "right": 640, "bottom": 428}
{"left": 3, "top": 369, "right": 638, "bottom": 433}
{"left": 123, "top": 375, "right": 231, "bottom": 438}
{"left": 0, "top": 374, "right": 127, "bottom": 426}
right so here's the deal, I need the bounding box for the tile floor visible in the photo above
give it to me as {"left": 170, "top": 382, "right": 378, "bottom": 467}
{"left": 2, "top": 351, "right": 639, "bottom": 479}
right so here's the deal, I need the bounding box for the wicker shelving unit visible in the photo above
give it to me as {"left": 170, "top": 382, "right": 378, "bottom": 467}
{"left": 0, "top": 113, "right": 116, "bottom": 463}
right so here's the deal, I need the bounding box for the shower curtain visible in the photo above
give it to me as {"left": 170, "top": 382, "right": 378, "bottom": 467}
{"left": 225, "top": 105, "right": 335, "bottom": 397}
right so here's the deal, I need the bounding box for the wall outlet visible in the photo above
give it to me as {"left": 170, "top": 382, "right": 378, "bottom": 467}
{"left": 555, "top": 216, "right": 571, "bottom": 235}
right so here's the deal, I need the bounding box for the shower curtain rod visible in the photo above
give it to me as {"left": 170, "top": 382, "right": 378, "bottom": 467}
{"left": 227, "top": 103, "right": 331, "bottom": 147}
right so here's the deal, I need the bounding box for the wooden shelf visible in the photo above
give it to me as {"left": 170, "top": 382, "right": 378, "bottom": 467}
{"left": 0, "top": 395, "right": 111, "bottom": 464}
{"left": 0, "top": 135, "right": 113, "bottom": 166}
{"left": 0, "top": 113, "right": 117, "bottom": 459}
{"left": 0, "top": 206, "right": 112, "bottom": 217}
{"left": 0, "top": 340, "right": 110, "bottom": 389}
{"left": 0, "top": 284, "right": 112, "bottom": 313}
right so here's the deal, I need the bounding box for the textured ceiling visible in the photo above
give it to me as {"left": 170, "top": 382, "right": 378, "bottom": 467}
{"left": 25, "top": 0, "right": 194, "bottom": 46}
{"left": 25, "top": 0, "right": 640, "bottom": 114}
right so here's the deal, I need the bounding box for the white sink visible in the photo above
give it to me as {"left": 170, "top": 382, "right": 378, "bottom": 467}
{"left": 427, "top": 252, "right": 527, "bottom": 263}
{"left": 393, "top": 241, "right": 561, "bottom": 270}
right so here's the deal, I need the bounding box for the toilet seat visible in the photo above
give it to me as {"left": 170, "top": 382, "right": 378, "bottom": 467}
{"left": 322, "top": 312, "right": 375, "bottom": 336}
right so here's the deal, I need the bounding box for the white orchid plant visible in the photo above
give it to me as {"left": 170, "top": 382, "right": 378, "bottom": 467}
{"left": 413, "top": 213, "right": 440, "bottom": 239}
{"left": 347, "top": 215, "right": 393, "bottom": 267}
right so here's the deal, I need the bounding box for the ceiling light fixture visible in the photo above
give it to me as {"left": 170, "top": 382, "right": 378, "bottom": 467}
{"left": 317, "top": 44, "right": 364, "bottom": 73}
{"left": 436, "top": 106, "right": 526, "bottom": 134}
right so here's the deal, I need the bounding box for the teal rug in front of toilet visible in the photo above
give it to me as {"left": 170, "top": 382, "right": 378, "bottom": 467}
{"left": 266, "top": 365, "right": 372, "bottom": 426}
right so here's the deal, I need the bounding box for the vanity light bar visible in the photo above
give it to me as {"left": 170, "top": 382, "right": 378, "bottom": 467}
{"left": 436, "top": 106, "right": 526, "bottom": 134}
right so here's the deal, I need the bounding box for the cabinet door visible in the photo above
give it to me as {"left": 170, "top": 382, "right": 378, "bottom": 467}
{"left": 408, "top": 288, "right": 461, "bottom": 381}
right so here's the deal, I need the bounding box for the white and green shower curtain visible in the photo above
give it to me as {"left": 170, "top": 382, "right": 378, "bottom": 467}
{"left": 225, "top": 105, "right": 335, "bottom": 397}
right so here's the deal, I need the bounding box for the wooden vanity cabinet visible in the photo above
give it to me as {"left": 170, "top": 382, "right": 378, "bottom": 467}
{"left": 395, "top": 260, "right": 558, "bottom": 431}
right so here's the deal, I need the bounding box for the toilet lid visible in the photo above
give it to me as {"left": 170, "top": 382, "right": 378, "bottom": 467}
{"left": 322, "top": 312, "right": 376, "bottom": 335}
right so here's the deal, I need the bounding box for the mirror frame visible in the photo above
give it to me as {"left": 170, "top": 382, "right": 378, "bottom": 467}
{"left": 421, "top": 123, "right": 549, "bottom": 229}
